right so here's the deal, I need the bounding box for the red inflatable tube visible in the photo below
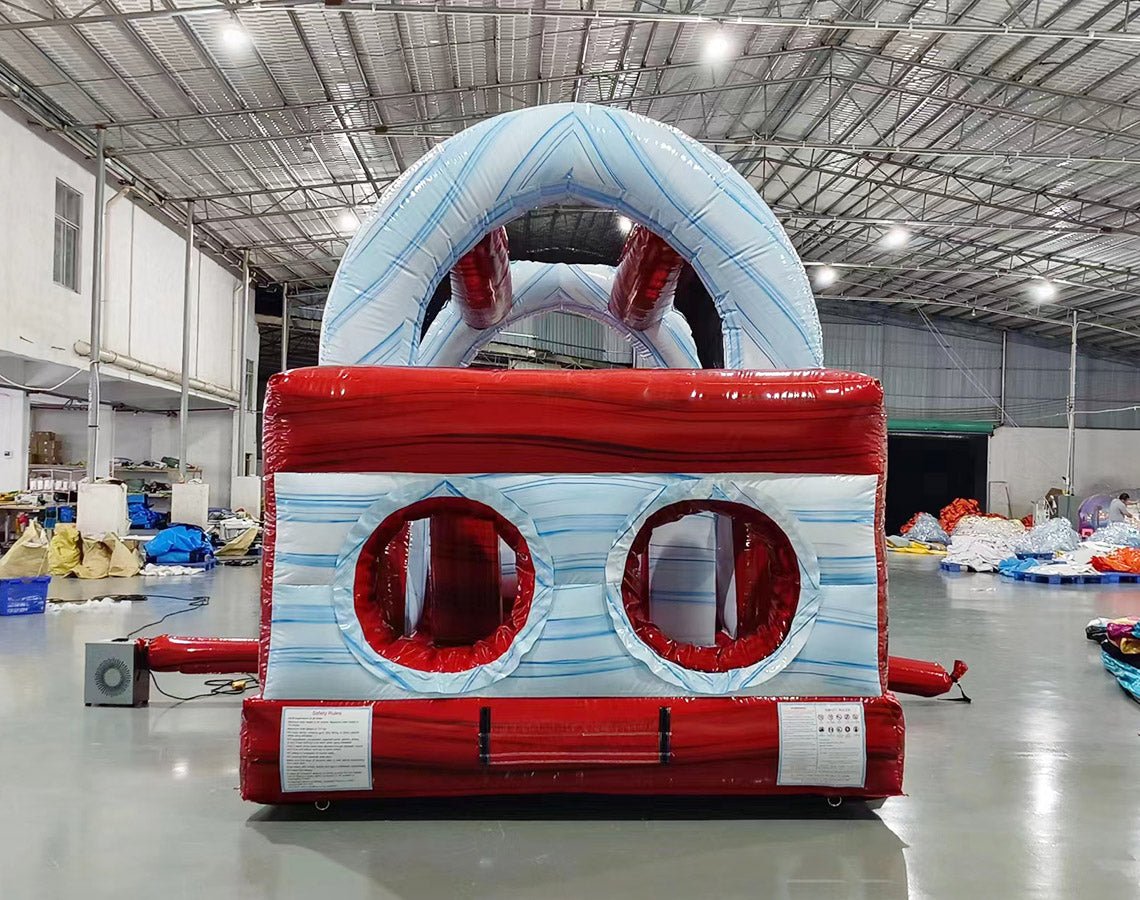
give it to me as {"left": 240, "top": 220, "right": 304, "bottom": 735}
{"left": 240, "top": 694, "right": 905, "bottom": 802}
{"left": 609, "top": 225, "right": 684, "bottom": 329}
{"left": 139, "top": 635, "right": 259, "bottom": 675}
{"left": 142, "top": 633, "right": 963, "bottom": 702}
{"left": 263, "top": 367, "right": 888, "bottom": 477}
{"left": 450, "top": 226, "right": 512, "bottom": 329}
{"left": 888, "top": 656, "right": 970, "bottom": 699}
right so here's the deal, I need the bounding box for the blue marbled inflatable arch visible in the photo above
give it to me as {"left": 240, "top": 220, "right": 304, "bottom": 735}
{"left": 319, "top": 103, "right": 822, "bottom": 370}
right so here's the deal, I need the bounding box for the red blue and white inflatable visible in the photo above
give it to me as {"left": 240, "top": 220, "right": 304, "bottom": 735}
{"left": 237, "top": 104, "right": 907, "bottom": 804}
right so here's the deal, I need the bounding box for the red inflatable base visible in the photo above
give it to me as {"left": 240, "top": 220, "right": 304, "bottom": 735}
{"left": 240, "top": 694, "right": 905, "bottom": 803}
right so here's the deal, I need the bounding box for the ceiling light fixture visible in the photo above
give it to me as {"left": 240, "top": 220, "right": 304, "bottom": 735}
{"left": 1030, "top": 279, "right": 1057, "bottom": 304}
{"left": 221, "top": 24, "right": 250, "bottom": 50}
{"left": 617, "top": 215, "right": 633, "bottom": 235}
{"left": 704, "top": 31, "right": 733, "bottom": 63}
{"left": 814, "top": 265, "right": 838, "bottom": 289}
{"left": 338, "top": 210, "right": 360, "bottom": 233}
{"left": 880, "top": 225, "right": 910, "bottom": 249}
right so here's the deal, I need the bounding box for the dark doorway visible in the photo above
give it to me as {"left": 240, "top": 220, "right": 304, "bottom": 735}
{"left": 885, "top": 433, "right": 989, "bottom": 535}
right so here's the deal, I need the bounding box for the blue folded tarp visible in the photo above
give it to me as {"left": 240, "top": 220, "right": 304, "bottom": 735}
{"left": 145, "top": 524, "right": 213, "bottom": 565}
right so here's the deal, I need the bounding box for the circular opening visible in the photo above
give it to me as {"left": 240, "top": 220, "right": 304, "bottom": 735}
{"left": 621, "top": 500, "right": 800, "bottom": 672}
{"left": 352, "top": 497, "right": 535, "bottom": 673}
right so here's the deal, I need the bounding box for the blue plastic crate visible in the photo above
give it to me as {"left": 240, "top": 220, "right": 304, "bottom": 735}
{"left": 0, "top": 575, "right": 50, "bottom": 616}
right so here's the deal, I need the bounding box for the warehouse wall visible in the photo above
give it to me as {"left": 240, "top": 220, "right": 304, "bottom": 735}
{"left": 144, "top": 411, "right": 236, "bottom": 507}
{"left": 989, "top": 427, "right": 1140, "bottom": 518}
{"left": 820, "top": 312, "right": 1140, "bottom": 429}
{"left": 30, "top": 404, "right": 116, "bottom": 478}
{"left": 0, "top": 389, "right": 30, "bottom": 492}
{"left": 0, "top": 107, "right": 242, "bottom": 398}
{"left": 493, "top": 311, "right": 635, "bottom": 366}
{"left": 29, "top": 406, "right": 236, "bottom": 507}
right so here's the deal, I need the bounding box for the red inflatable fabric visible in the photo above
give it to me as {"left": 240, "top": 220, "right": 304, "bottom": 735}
{"left": 621, "top": 500, "right": 801, "bottom": 672}
{"left": 263, "top": 367, "right": 887, "bottom": 476}
{"left": 734, "top": 516, "right": 801, "bottom": 642}
{"left": 899, "top": 513, "right": 922, "bottom": 535}
{"left": 450, "top": 226, "right": 512, "bottom": 329}
{"left": 608, "top": 225, "right": 684, "bottom": 329}
{"left": 887, "top": 656, "right": 968, "bottom": 697}
{"left": 425, "top": 513, "right": 503, "bottom": 645}
{"left": 141, "top": 634, "right": 958, "bottom": 699}
{"left": 352, "top": 496, "right": 535, "bottom": 673}
{"left": 1091, "top": 547, "right": 1140, "bottom": 574}
{"left": 939, "top": 498, "right": 981, "bottom": 534}
{"left": 140, "top": 635, "right": 258, "bottom": 674}
{"left": 240, "top": 694, "right": 905, "bottom": 802}
{"left": 258, "top": 477, "right": 278, "bottom": 686}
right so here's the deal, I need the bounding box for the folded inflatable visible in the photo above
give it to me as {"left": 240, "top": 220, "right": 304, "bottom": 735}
{"left": 240, "top": 103, "right": 904, "bottom": 804}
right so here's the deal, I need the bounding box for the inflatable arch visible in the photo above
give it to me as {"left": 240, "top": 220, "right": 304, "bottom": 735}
{"left": 320, "top": 103, "right": 822, "bottom": 370}
{"left": 418, "top": 260, "right": 701, "bottom": 368}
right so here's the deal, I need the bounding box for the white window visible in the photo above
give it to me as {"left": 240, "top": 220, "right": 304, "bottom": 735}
{"left": 53, "top": 180, "right": 82, "bottom": 292}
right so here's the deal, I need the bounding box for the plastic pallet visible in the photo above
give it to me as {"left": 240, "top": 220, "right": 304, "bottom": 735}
{"left": 1098, "top": 572, "right": 1140, "bottom": 584}
{"left": 1006, "top": 570, "right": 1140, "bottom": 585}
{"left": 1016, "top": 551, "right": 1056, "bottom": 560}
{"left": 940, "top": 561, "right": 981, "bottom": 573}
{"left": 182, "top": 557, "right": 217, "bottom": 571}
{"left": 1009, "top": 570, "right": 1097, "bottom": 584}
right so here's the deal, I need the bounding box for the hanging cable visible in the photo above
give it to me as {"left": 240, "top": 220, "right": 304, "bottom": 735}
{"left": 917, "top": 309, "right": 1019, "bottom": 427}
{"left": 0, "top": 369, "right": 84, "bottom": 392}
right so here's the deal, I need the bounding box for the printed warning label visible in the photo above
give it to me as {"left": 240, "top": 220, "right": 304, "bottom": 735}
{"left": 777, "top": 702, "right": 866, "bottom": 788}
{"left": 280, "top": 707, "right": 372, "bottom": 793}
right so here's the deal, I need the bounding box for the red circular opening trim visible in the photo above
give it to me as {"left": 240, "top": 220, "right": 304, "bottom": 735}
{"left": 353, "top": 496, "right": 536, "bottom": 674}
{"left": 621, "top": 499, "right": 800, "bottom": 672}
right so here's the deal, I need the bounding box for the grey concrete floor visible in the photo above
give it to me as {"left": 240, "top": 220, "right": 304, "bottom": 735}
{"left": 2, "top": 556, "right": 1139, "bottom": 899}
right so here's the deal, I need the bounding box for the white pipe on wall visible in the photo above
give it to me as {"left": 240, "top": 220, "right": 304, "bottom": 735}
{"left": 73, "top": 341, "right": 238, "bottom": 402}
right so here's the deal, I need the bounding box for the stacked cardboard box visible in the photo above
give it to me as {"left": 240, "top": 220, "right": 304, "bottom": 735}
{"left": 29, "top": 431, "right": 62, "bottom": 465}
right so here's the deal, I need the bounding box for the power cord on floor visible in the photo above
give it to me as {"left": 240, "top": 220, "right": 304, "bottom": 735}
{"left": 148, "top": 671, "right": 260, "bottom": 705}
{"left": 115, "top": 595, "right": 211, "bottom": 641}
{"left": 947, "top": 683, "right": 972, "bottom": 703}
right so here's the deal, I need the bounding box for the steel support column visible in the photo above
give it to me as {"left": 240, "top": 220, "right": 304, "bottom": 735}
{"left": 1066, "top": 312, "right": 1079, "bottom": 491}
{"left": 85, "top": 127, "right": 106, "bottom": 482}
{"left": 236, "top": 249, "right": 251, "bottom": 476}
{"left": 280, "top": 283, "right": 289, "bottom": 373}
{"left": 179, "top": 202, "right": 195, "bottom": 482}
{"left": 999, "top": 330, "right": 1007, "bottom": 426}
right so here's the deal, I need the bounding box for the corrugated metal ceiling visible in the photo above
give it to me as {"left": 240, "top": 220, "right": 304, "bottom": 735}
{"left": 2, "top": 0, "right": 1140, "bottom": 353}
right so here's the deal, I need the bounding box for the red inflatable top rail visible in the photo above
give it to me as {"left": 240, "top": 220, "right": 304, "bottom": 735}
{"left": 450, "top": 226, "right": 512, "bottom": 330}
{"left": 264, "top": 367, "right": 885, "bottom": 475}
{"left": 609, "top": 226, "right": 684, "bottom": 329}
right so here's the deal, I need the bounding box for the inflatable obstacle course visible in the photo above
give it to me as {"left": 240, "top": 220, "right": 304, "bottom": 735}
{"left": 237, "top": 103, "right": 907, "bottom": 804}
